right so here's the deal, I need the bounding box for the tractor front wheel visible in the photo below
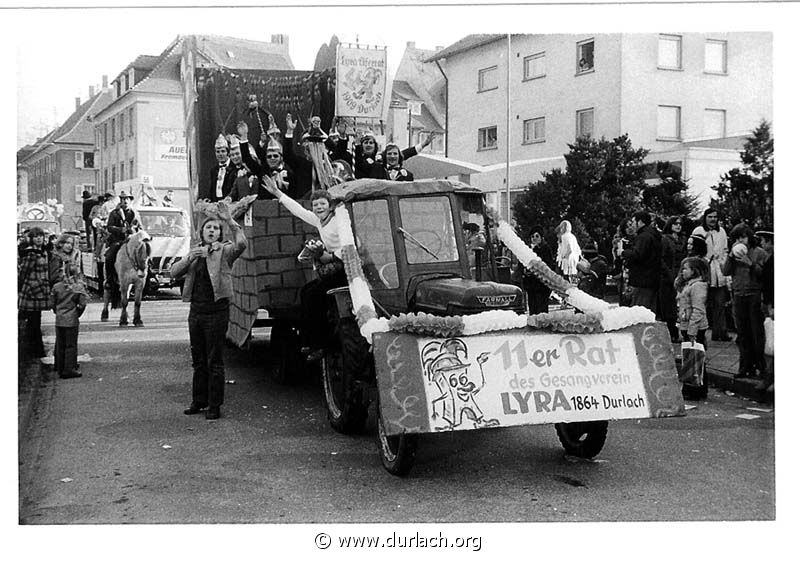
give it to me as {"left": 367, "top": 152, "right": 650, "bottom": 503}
{"left": 554, "top": 420, "right": 608, "bottom": 459}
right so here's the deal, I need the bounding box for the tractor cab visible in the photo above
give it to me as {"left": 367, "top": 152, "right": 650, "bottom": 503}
{"left": 331, "top": 179, "right": 524, "bottom": 317}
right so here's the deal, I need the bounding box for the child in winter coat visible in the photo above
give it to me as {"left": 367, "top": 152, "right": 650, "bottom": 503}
{"left": 675, "top": 256, "right": 710, "bottom": 346}
{"left": 50, "top": 264, "right": 88, "bottom": 378}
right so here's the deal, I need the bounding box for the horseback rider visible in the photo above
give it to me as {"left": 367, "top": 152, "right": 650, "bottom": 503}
{"left": 104, "top": 190, "right": 138, "bottom": 294}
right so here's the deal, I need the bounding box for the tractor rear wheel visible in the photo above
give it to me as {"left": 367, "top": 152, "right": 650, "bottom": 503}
{"left": 322, "top": 317, "right": 370, "bottom": 434}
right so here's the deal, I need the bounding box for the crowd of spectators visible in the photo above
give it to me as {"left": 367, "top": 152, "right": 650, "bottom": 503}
{"left": 514, "top": 208, "right": 774, "bottom": 394}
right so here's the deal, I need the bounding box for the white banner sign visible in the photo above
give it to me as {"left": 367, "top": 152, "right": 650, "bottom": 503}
{"left": 154, "top": 128, "right": 187, "bottom": 162}
{"left": 415, "top": 332, "right": 649, "bottom": 432}
{"left": 335, "top": 46, "right": 387, "bottom": 119}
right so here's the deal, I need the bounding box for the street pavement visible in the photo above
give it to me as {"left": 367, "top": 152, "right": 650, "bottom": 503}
{"left": 18, "top": 294, "right": 775, "bottom": 527}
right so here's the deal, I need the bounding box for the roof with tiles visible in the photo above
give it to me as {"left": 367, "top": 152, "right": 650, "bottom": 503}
{"left": 195, "top": 35, "right": 294, "bottom": 70}
{"left": 424, "top": 34, "right": 505, "bottom": 62}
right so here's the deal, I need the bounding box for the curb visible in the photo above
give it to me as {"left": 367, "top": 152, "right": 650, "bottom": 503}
{"left": 18, "top": 358, "right": 51, "bottom": 445}
{"left": 705, "top": 367, "right": 774, "bottom": 404}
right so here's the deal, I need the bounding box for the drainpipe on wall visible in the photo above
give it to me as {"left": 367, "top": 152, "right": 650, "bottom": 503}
{"left": 434, "top": 59, "right": 449, "bottom": 157}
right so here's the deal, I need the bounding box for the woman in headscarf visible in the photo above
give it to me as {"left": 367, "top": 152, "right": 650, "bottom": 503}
{"left": 556, "top": 220, "right": 581, "bottom": 283}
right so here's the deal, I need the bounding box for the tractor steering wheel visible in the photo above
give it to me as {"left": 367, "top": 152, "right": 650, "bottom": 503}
{"left": 378, "top": 262, "right": 398, "bottom": 288}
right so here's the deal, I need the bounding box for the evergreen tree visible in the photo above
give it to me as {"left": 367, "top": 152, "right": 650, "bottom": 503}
{"left": 710, "top": 120, "right": 773, "bottom": 227}
{"left": 514, "top": 135, "right": 649, "bottom": 255}
{"left": 642, "top": 161, "right": 700, "bottom": 222}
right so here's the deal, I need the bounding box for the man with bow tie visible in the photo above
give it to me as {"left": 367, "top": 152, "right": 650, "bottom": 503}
{"left": 208, "top": 134, "right": 237, "bottom": 202}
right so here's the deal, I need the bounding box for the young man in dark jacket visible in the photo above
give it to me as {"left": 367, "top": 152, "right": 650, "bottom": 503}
{"left": 621, "top": 211, "right": 662, "bottom": 312}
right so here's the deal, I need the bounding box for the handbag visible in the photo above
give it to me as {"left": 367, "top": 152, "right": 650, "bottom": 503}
{"left": 764, "top": 317, "right": 774, "bottom": 357}
{"left": 680, "top": 341, "right": 706, "bottom": 387}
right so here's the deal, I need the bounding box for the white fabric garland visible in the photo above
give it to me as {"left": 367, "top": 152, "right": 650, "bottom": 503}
{"left": 600, "top": 305, "right": 656, "bottom": 331}
{"left": 462, "top": 311, "right": 529, "bottom": 335}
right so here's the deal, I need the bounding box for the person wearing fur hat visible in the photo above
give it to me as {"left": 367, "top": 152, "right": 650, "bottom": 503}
{"left": 171, "top": 200, "right": 247, "bottom": 420}
{"left": 208, "top": 133, "right": 237, "bottom": 202}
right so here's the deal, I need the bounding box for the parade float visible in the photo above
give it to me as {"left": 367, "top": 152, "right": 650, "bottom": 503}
{"left": 180, "top": 42, "right": 683, "bottom": 475}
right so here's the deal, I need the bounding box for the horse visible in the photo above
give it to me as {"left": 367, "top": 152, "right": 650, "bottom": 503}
{"left": 101, "top": 229, "right": 151, "bottom": 327}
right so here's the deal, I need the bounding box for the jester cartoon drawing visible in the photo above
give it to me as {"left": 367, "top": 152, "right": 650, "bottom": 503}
{"left": 342, "top": 67, "right": 384, "bottom": 106}
{"left": 421, "top": 339, "right": 500, "bottom": 431}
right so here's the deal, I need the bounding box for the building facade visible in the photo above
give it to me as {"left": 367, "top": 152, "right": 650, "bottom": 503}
{"left": 428, "top": 32, "right": 772, "bottom": 212}
{"left": 92, "top": 34, "right": 294, "bottom": 209}
{"left": 17, "top": 90, "right": 112, "bottom": 231}
{"left": 386, "top": 42, "right": 446, "bottom": 154}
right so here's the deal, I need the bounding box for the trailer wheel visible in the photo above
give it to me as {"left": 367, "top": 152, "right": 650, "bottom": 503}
{"left": 555, "top": 420, "right": 608, "bottom": 459}
{"left": 270, "top": 322, "right": 302, "bottom": 385}
{"left": 322, "top": 317, "right": 370, "bottom": 434}
{"left": 377, "top": 408, "right": 418, "bottom": 477}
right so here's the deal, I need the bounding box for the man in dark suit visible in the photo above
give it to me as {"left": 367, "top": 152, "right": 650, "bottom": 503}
{"left": 208, "top": 134, "right": 237, "bottom": 201}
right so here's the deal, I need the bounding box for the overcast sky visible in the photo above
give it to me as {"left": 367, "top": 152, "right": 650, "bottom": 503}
{"left": 10, "top": 2, "right": 798, "bottom": 150}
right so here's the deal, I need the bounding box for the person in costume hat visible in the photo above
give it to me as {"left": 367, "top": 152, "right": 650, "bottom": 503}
{"left": 208, "top": 133, "right": 237, "bottom": 202}
{"left": 226, "top": 134, "right": 260, "bottom": 201}
{"left": 238, "top": 115, "right": 296, "bottom": 200}
{"left": 284, "top": 114, "right": 339, "bottom": 196}
{"left": 171, "top": 199, "right": 247, "bottom": 420}
{"left": 101, "top": 190, "right": 139, "bottom": 320}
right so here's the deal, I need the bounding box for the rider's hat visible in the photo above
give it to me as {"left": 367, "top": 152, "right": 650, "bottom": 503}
{"left": 117, "top": 190, "right": 134, "bottom": 200}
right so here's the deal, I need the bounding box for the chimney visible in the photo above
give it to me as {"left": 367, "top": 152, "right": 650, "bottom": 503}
{"left": 407, "top": 41, "right": 415, "bottom": 48}
{"left": 89, "top": 85, "right": 95, "bottom": 98}
{"left": 271, "top": 34, "right": 288, "bottom": 47}
{"left": 75, "top": 97, "right": 81, "bottom": 111}
{"left": 102, "top": 75, "right": 108, "bottom": 88}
